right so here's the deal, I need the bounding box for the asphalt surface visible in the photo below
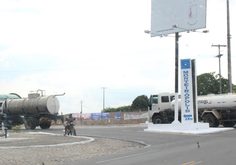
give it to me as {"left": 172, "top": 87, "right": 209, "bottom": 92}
{"left": 38, "top": 125, "right": 236, "bottom": 165}
{"left": 2, "top": 125, "right": 236, "bottom": 165}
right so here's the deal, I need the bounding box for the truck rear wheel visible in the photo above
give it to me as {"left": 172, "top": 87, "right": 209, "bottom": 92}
{"left": 223, "top": 121, "right": 235, "bottom": 127}
{"left": 24, "top": 119, "right": 36, "bottom": 130}
{"left": 46, "top": 121, "right": 51, "bottom": 129}
{"left": 39, "top": 121, "right": 47, "bottom": 129}
{"left": 153, "top": 115, "right": 163, "bottom": 124}
{"left": 40, "top": 120, "right": 51, "bottom": 129}
{"left": 203, "top": 114, "right": 219, "bottom": 127}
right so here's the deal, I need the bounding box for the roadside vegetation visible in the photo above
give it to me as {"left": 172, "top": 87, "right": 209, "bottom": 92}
{"left": 11, "top": 125, "right": 22, "bottom": 133}
{"left": 197, "top": 72, "right": 236, "bottom": 95}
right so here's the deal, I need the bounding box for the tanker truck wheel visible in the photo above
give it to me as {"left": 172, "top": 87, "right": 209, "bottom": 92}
{"left": 223, "top": 121, "right": 235, "bottom": 127}
{"left": 203, "top": 114, "right": 219, "bottom": 127}
{"left": 39, "top": 120, "right": 51, "bottom": 129}
{"left": 46, "top": 121, "right": 51, "bottom": 129}
{"left": 24, "top": 119, "right": 36, "bottom": 130}
{"left": 39, "top": 120, "right": 48, "bottom": 129}
{"left": 153, "top": 115, "right": 163, "bottom": 124}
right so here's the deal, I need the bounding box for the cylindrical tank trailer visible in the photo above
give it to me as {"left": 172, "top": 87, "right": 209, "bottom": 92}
{"left": 2, "top": 94, "right": 60, "bottom": 115}
{"left": 0, "top": 90, "right": 64, "bottom": 130}
{"left": 171, "top": 93, "right": 236, "bottom": 127}
{"left": 171, "top": 93, "right": 236, "bottom": 111}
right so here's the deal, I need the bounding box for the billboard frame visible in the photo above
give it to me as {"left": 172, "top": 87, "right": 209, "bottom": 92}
{"left": 151, "top": 0, "right": 207, "bottom": 37}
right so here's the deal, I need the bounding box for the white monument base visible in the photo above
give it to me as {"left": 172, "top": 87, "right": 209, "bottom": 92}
{"left": 144, "top": 122, "right": 234, "bottom": 134}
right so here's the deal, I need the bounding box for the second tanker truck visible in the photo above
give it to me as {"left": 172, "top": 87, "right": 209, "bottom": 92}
{"left": 0, "top": 90, "right": 64, "bottom": 130}
{"left": 148, "top": 93, "right": 236, "bottom": 127}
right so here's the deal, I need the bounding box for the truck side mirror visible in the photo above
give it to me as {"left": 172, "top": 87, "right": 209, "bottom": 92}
{"left": 148, "top": 101, "right": 152, "bottom": 110}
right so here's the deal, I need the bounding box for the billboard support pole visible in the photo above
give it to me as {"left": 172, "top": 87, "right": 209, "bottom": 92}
{"left": 173, "top": 32, "right": 180, "bottom": 124}
{"left": 227, "top": 0, "right": 232, "bottom": 93}
{"left": 4, "top": 100, "right": 7, "bottom": 138}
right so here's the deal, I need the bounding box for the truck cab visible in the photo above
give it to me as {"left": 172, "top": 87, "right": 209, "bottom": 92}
{"left": 148, "top": 93, "right": 176, "bottom": 124}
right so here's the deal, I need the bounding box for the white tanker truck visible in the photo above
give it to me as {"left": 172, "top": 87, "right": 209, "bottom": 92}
{"left": 0, "top": 90, "right": 64, "bottom": 130}
{"left": 148, "top": 93, "right": 236, "bottom": 127}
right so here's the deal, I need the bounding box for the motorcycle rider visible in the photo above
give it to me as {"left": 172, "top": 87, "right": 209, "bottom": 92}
{"left": 64, "top": 114, "right": 77, "bottom": 136}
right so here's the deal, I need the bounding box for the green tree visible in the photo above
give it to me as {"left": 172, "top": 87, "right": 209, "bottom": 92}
{"left": 103, "top": 95, "right": 149, "bottom": 112}
{"left": 103, "top": 105, "right": 131, "bottom": 112}
{"left": 131, "top": 95, "right": 148, "bottom": 111}
{"left": 116, "top": 105, "right": 131, "bottom": 112}
{"left": 197, "top": 72, "right": 219, "bottom": 95}
{"left": 197, "top": 72, "right": 236, "bottom": 95}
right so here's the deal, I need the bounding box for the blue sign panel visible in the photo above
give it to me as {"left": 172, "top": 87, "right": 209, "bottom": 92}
{"left": 181, "top": 59, "right": 191, "bottom": 69}
{"left": 91, "top": 113, "right": 110, "bottom": 119}
{"left": 115, "top": 111, "right": 120, "bottom": 120}
{"left": 181, "top": 59, "right": 194, "bottom": 123}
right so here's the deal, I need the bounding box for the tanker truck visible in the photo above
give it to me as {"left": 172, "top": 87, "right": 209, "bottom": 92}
{"left": 0, "top": 90, "right": 64, "bottom": 130}
{"left": 148, "top": 93, "right": 236, "bottom": 127}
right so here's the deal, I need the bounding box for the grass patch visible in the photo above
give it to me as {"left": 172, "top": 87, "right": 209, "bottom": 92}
{"left": 11, "top": 125, "right": 22, "bottom": 133}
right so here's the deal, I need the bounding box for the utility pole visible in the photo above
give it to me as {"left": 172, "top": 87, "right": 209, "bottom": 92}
{"left": 173, "top": 32, "right": 179, "bottom": 124}
{"left": 227, "top": 0, "right": 232, "bottom": 93}
{"left": 80, "top": 100, "right": 83, "bottom": 125}
{"left": 101, "top": 87, "right": 107, "bottom": 124}
{"left": 212, "top": 44, "right": 226, "bottom": 94}
{"left": 101, "top": 87, "right": 107, "bottom": 112}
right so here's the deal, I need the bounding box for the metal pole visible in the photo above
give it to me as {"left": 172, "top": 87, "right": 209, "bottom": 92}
{"left": 227, "top": 0, "right": 232, "bottom": 93}
{"left": 175, "top": 33, "right": 179, "bottom": 94}
{"left": 101, "top": 87, "right": 107, "bottom": 111}
{"left": 101, "top": 87, "right": 107, "bottom": 124}
{"left": 4, "top": 100, "right": 7, "bottom": 138}
{"left": 80, "top": 100, "right": 83, "bottom": 125}
{"left": 173, "top": 32, "right": 179, "bottom": 124}
{"left": 212, "top": 44, "right": 226, "bottom": 94}
{"left": 219, "top": 54, "right": 222, "bottom": 94}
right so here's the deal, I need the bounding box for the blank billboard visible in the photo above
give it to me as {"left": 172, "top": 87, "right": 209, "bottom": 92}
{"left": 151, "top": 0, "right": 206, "bottom": 37}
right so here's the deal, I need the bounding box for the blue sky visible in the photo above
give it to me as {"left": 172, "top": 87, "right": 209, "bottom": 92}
{"left": 0, "top": 0, "right": 235, "bottom": 114}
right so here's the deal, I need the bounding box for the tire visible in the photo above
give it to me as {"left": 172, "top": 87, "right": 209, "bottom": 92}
{"left": 40, "top": 120, "right": 51, "bottom": 129}
{"left": 203, "top": 114, "right": 219, "bottom": 127}
{"left": 24, "top": 119, "right": 36, "bottom": 130}
{"left": 46, "top": 121, "right": 51, "bottom": 129}
{"left": 153, "top": 115, "right": 163, "bottom": 124}
{"left": 39, "top": 120, "right": 47, "bottom": 129}
{"left": 223, "top": 121, "right": 235, "bottom": 127}
{"left": 39, "top": 123, "right": 47, "bottom": 129}
{"left": 67, "top": 129, "right": 72, "bottom": 135}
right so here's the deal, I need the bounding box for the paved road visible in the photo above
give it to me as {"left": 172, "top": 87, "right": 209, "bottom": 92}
{"left": 39, "top": 125, "right": 236, "bottom": 165}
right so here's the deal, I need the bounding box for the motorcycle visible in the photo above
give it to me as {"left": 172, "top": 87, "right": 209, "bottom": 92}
{"left": 66, "top": 122, "right": 75, "bottom": 136}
